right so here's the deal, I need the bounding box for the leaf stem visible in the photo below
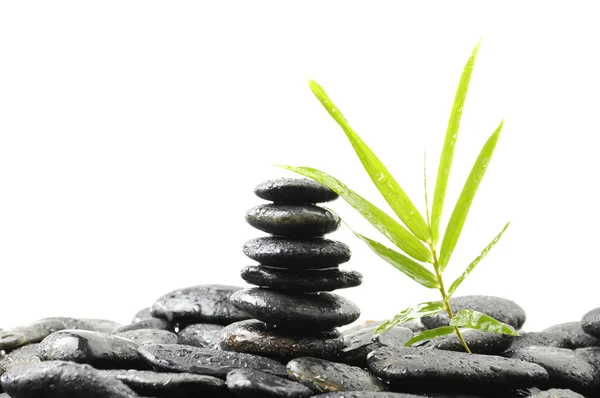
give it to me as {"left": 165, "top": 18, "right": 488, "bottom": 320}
{"left": 430, "top": 244, "right": 472, "bottom": 354}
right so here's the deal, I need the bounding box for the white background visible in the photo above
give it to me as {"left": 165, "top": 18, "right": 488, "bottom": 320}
{"left": 1, "top": 2, "right": 598, "bottom": 331}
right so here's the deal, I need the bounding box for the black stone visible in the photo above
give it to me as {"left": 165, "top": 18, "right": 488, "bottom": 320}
{"left": 243, "top": 237, "right": 351, "bottom": 268}
{"left": 151, "top": 284, "right": 250, "bottom": 325}
{"left": 101, "top": 369, "right": 226, "bottom": 397}
{"left": 79, "top": 319, "right": 123, "bottom": 334}
{"left": 39, "top": 330, "right": 146, "bottom": 369}
{"left": 505, "top": 332, "right": 571, "bottom": 355}
{"left": 0, "top": 344, "right": 41, "bottom": 378}
{"left": 0, "top": 361, "right": 140, "bottom": 398}
{"left": 339, "top": 325, "right": 413, "bottom": 367}
{"left": 287, "top": 357, "right": 386, "bottom": 393}
{"left": 316, "top": 394, "right": 443, "bottom": 398}
{"left": 115, "top": 329, "right": 178, "bottom": 346}
{"left": 226, "top": 368, "right": 314, "bottom": 398}
{"left": 132, "top": 308, "right": 155, "bottom": 323}
{"left": 367, "top": 347, "right": 549, "bottom": 392}
{"left": 246, "top": 203, "right": 341, "bottom": 237}
{"left": 581, "top": 307, "right": 600, "bottom": 339}
{"left": 230, "top": 288, "right": 360, "bottom": 330}
{"left": 138, "top": 344, "right": 286, "bottom": 377}
{"left": 528, "top": 389, "right": 586, "bottom": 398}
{"left": 241, "top": 265, "right": 362, "bottom": 292}
{"left": 177, "top": 323, "right": 223, "bottom": 349}
{"left": 507, "top": 346, "right": 596, "bottom": 393}
{"left": 220, "top": 319, "right": 344, "bottom": 361}
{"left": 115, "top": 318, "right": 171, "bottom": 333}
{"left": 418, "top": 328, "right": 515, "bottom": 355}
{"left": 421, "top": 296, "right": 526, "bottom": 330}
{"left": 255, "top": 178, "right": 338, "bottom": 204}
{"left": 543, "top": 322, "right": 600, "bottom": 348}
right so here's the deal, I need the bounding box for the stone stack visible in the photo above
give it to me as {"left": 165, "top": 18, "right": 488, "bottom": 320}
{"left": 220, "top": 177, "right": 363, "bottom": 361}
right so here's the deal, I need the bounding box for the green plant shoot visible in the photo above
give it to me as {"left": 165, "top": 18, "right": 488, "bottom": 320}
{"left": 280, "top": 42, "right": 515, "bottom": 353}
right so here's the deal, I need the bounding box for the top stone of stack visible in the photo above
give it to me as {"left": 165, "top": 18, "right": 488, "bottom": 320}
{"left": 254, "top": 177, "right": 339, "bottom": 204}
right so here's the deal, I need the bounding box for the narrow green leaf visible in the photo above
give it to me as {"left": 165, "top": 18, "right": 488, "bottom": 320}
{"left": 450, "top": 309, "right": 520, "bottom": 336}
{"left": 439, "top": 120, "right": 504, "bottom": 271}
{"left": 279, "top": 165, "right": 432, "bottom": 263}
{"left": 447, "top": 221, "right": 510, "bottom": 297}
{"left": 308, "top": 79, "right": 431, "bottom": 243}
{"left": 351, "top": 230, "right": 439, "bottom": 289}
{"left": 404, "top": 326, "right": 456, "bottom": 347}
{"left": 375, "top": 301, "right": 446, "bottom": 335}
{"left": 431, "top": 42, "right": 480, "bottom": 245}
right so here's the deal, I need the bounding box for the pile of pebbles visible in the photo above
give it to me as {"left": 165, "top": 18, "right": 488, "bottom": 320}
{"left": 1, "top": 179, "right": 600, "bottom": 397}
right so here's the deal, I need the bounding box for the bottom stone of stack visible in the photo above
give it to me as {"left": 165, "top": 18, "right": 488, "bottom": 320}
{"left": 219, "top": 319, "right": 344, "bottom": 361}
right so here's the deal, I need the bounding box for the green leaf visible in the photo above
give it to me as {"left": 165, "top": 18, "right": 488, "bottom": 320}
{"left": 376, "top": 301, "right": 446, "bottom": 335}
{"left": 308, "top": 79, "right": 431, "bottom": 243}
{"left": 447, "top": 221, "right": 510, "bottom": 297}
{"left": 450, "top": 309, "right": 520, "bottom": 336}
{"left": 439, "top": 120, "right": 504, "bottom": 271}
{"left": 352, "top": 230, "right": 438, "bottom": 289}
{"left": 279, "top": 165, "right": 432, "bottom": 263}
{"left": 404, "top": 326, "right": 456, "bottom": 347}
{"left": 431, "top": 41, "right": 480, "bottom": 245}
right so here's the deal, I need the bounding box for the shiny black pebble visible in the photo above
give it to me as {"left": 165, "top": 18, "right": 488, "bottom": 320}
{"left": 241, "top": 265, "right": 362, "bottom": 292}
{"left": 226, "top": 368, "right": 313, "bottom": 398}
{"left": 246, "top": 203, "right": 341, "bottom": 237}
{"left": 177, "top": 323, "right": 224, "bottom": 349}
{"left": 255, "top": 178, "right": 338, "bottom": 204}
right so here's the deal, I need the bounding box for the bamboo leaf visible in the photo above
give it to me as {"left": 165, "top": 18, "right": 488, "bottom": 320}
{"left": 447, "top": 222, "right": 510, "bottom": 297}
{"left": 404, "top": 326, "right": 456, "bottom": 347}
{"left": 279, "top": 165, "right": 432, "bottom": 263}
{"left": 450, "top": 310, "right": 520, "bottom": 336}
{"left": 351, "top": 230, "right": 439, "bottom": 289}
{"left": 439, "top": 120, "right": 504, "bottom": 271}
{"left": 376, "top": 301, "right": 446, "bottom": 335}
{"left": 308, "top": 79, "right": 431, "bottom": 243}
{"left": 431, "top": 42, "right": 480, "bottom": 245}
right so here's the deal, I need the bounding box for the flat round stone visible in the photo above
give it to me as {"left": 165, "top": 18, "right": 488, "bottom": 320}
{"left": 581, "top": 307, "right": 600, "bottom": 339}
{"left": 316, "top": 393, "right": 436, "bottom": 398}
{"left": 505, "top": 331, "right": 571, "bottom": 355}
{"left": 243, "top": 237, "right": 351, "bottom": 268}
{"left": 226, "top": 368, "right": 314, "bottom": 398}
{"left": 39, "top": 330, "right": 146, "bottom": 369}
{"left": 241, "top": 265, "right": 362, "bottom": 292}
{"left": 230, "top": 288, "right": 360, "bottom": 330}
{"left": 421, "top": 296, "right": 526, "bottom": 330}
{"left": 151, "top": 284, "right": 250, "bottom": 325}
{"left": 367, "top": 347, "right": 549, "bottom": 392}
{"left": 528, "top": 389, "right": 586, "bottom": 398}
{"left": 220, "top": 320, "right": 344, "bottom": 361}
{"left": 0, "top": 344, "right": 41, "bottom": 379}
{"left": 115, "top": 329, "right": 177, "bottom": 346}
{"left": 101, "top": 369, "right": 226, "bottom": 396}
{"left": 132, "top": 307, "right": 155, "bottom": 323}
{"left": 339, "top": 325, "right": 413, "bottom": 367}
{"left": 138, "top": 344, "right": 286, "bottom": 378}
{"left": 246, "top": 204, "right": 341, "bottom": 237}
{"left": 418, "top": 328, "right": 515, "bottom": 355}
{"left": 287, "top": 357, "right": 386, "bottom": 393}
{"left": 115, "top": 318, "right": 171, "bottom": 333}
{"left": 255, "top": 178, "right": 338, "bottom": 204}
{"left": 178, "top": 323, "right": 224, "bottom": 349}
{"left": 0, "top": 361, "right": 139, "bottom": 398}
{"left": 543, "top": 322, "right": 600, "bottom": 348}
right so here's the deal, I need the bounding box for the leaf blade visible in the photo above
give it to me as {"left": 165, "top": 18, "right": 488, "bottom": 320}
{"left": 352, "top": 230, "right": 439, "bottom": 289}
{"left": 376, "top": 301, "right": 446, "bottom": 335}
{"left": 279, "top": 165, "right": 432, "bottom": 263}
{"left": 404, "top": 326, "right": 456, "bottom": 347}
{"left": 431, "top": 42, "right": 480, "bottom": 245}
{"left": 450, "top": 309, "right": 520, "bottom": 336}
{"left": 439, "top": 120, "right": 504, "bottom": 271}
{"left": 447, "top": 221, "right": 510, "bottom": 297}
{"left": 308, "top": 79, "right": 431, "bottom": 243}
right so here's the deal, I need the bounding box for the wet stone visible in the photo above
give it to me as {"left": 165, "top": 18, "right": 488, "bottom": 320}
{"left": 0, "top": 361, "right": 140, "bottom": 398}
{"left": 226, "top": 368, "right": 314, "bottom": 398}
{"left": 39, "top": 330, "right": 146, "bottom": 369}
{"left": 367, "top": 347, "right": 549, "bottom": 392}
{"left": 507, "top": 346, "right": 596, "bottom": 393}
{"left": 0, "top": 318, "right": 72, "bottom": 351}
{"left": 220, "top": 319, "right": 344, "bottom": 361}
{"left": 138, "top": 344, "right": 286, "bottom": 377}
{"left": 339, "top": 325, "right": 413, "bottom": 367}
{"left": 0, "top": 343, "right": 41, "bottom": 378}
{"left": 115, "top": 329, "right": 178, "bottom": 346}
{"left": 115, "top": 318, "right": 171, "bottom": 333}
{"left": 151, "top": 284, "right": 250, "bottom": 325}
{"left": 528, "top": 389, "right": 586, "bottom": 398}
{"left": 581, "top": 307, "right": 600, "bottom": 339}
{"left": 255, "top": 178, "right": 339, "bottom": 204}
{"left": 316, "top": 394, "right": 442, "bottom": 398}
{"left": 421, "top": 296, "right": 526, "bottom": 331}
{"left": 505, "top": 332, "right": 571, "bottom": 355}
{"left": 243, "top": 237, "right": 351, "bottom": 268}
{"left": 101, "top": 369, "right": 226, "bottom": 397}
{"left": 287, "top": 357, "right": 386, "bottom": 393}
{"left": 79, "top": 318, "right": 123, "bottom": 334}
{"left": 132, "top": 307, "right": 155, "bottom": 323}
{"left": 543, "top": 322, "right": 600, "bottom": 348}
{"left": 241, "top": 265, "right": 362, "bottom": 292}
{"left": 178, "top": 323, "right": 224, "bottom": 349}
{"left": 418, "top": 328, "right": 515, "bottom": 355}
{"left": 230, "top": 288, "right": 360, "bottom": 330}
{"left": 246, "top": 203, "right": 341, "bottom": 237}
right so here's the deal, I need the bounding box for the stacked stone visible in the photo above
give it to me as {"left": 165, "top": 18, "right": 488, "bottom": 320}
{"left": 220, "top": 177, "right": 363, "bottom": 361}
